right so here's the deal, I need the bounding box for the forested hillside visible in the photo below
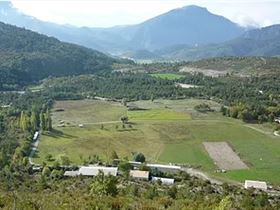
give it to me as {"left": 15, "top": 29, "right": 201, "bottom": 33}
{"left": 0, "top": 22, "right": 125, "bottom": 90}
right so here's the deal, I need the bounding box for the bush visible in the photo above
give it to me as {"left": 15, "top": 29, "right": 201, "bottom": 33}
{"left": 133, "top": 152, "right": 146, "bottom": 163}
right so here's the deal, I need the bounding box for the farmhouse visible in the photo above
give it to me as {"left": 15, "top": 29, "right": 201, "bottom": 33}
{"left": 130, "top": 170, "right": 149, "bottom": 180}
{"left": 244, "top": 180, "right": 267, "bottom": 191}
{"left": 151, "top": 177, "right": 175, "bottom": 185}
{"left": 64, "top": 166, "right": 118, "bottom": 177}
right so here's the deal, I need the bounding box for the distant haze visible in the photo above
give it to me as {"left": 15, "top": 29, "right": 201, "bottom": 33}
{"left": 9, "top": 0, "right": 280, "bottom": 28}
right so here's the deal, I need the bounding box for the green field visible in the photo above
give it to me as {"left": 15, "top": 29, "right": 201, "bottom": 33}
{"left": 34, "top": 99, "right": 280, "bottom": 184}
{"left": 128, "top": 109, "right": 191, "bottom": 120}
{"left": 150, "top": 73, "right": 185, "bottom": 80}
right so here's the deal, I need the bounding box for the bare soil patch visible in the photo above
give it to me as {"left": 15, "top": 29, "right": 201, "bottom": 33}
{"left": 203, "top": 142, "right": 248, "bottom": 170}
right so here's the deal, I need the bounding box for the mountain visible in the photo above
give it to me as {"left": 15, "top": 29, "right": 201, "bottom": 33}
{"left": 0, "top": 21, "right": 123, "bottom": 90}
{"left": 159, "top": 24, "right": 280, "bottom": 60}
{"left": 0, "top": 2, "right": 245, "bottom": 54}
{"left": 123, "top": 5, "right": 245, "bottom": 50}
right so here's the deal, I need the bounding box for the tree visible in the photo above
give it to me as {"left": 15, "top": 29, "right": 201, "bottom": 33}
{"left": 215, "top": 196, "right": 233, "bottom": 210}
{"left": 110, "top": 150, "right": 119, "bottom": 160}
{"left": 133, "top": 152, "right": 146, "bottom": 163}
{"left": 42, "top": 166, "right": 51, "bottom": 176}
{"left": 19, "top": 111, "right": 28, "bottom": 131}
{"left": 90, "top": 171, "right": 118, "bottom": 196}
{"left": 118, "top": 161, "right": 132, "bottom": 175}
{"left": 168, "top": 186, "right": 178, "bottom": 199}
{"left": 40, "top": 112, "right": 46, "bottom": 131}
{"left": 0, "top": 114, "right": 5, "bottom": 133}
{"left": 45, "top": 109, "right": 52, "bottom": 131}
{"left": 59, "top": 155, "right": 71, "bottom": 165}
{"left": 30, "top": 105, "right": 39, "bottom": 131}
{"left": 120, "top": 116, "right": 128, "bottom": 124}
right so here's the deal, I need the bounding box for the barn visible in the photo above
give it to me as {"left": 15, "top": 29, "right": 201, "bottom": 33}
{"left": 244, "top": 180, "right": 267, "bottom": 190}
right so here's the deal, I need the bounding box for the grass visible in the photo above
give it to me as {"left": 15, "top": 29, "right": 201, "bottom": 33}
{"left": 34, "top": 99, "right": 280, "bottom": 184}
{"left": 150, "top": 73, "right": 185, "bottom": 80}
{"left": 52, "top": 100, "right": 126, "bottom": 126}
{"left": 128, "top": 109, "right": 191, "bottom": 120}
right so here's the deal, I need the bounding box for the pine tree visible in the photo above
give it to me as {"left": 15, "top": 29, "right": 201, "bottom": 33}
{"left": 46, "top": 109, "right": 52, "bottom": 131}
{"left": 19, "top": 111, "right": 28, "bottom": 131}
{"left": 30, "top": 105, "right": 40, "bottom": 131}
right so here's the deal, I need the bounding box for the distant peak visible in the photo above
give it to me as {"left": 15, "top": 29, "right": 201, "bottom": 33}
{"left": 180, "top": 5, "right": 208, "bottom": 12}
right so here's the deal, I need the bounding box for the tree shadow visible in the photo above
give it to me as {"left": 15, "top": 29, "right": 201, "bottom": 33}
{"left": 43, "top": 129, "right": 77, "bottom": 139}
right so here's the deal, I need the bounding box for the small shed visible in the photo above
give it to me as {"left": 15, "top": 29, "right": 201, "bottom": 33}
{"left": 244, "top": 180, "right": 267, "bottom": 190}
{"left": 130, "top": 170, "right": 149, "bottom": 180}
{"left": 151, "top": 177, "right": 175, "bottom": 185}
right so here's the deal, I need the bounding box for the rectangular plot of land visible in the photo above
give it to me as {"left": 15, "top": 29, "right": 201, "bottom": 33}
{"left": 203, "top": 142, "right": 248, "bottom": 170}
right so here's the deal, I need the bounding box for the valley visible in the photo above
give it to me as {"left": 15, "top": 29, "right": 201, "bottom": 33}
{"left": 0, "top": 2, "right": 280, "bottom": 209}
{"left": 32, "top": 98, "right": 280, "bottom": 185}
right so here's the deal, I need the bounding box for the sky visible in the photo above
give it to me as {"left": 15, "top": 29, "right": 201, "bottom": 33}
{"left": 8, "top": 0, "right": 280, "bottom": 28}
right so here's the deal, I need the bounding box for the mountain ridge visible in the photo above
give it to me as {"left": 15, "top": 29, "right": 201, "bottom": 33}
{"left": 0, "top": 2, "right": 246, "bottom": 54}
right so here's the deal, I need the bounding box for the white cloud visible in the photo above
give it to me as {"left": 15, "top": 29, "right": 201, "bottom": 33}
{"left": 10, "top": 0, "right": 280, "bottom": 28}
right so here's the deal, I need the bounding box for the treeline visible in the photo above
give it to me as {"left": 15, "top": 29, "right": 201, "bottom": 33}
{"left": 0, "top": 91, "right": 53, "bottom": 168}
{"left": 42, "top": 73, "right": 202, "bottom": 101}
{"left": 178, "top": 73, "right": 280, "bottom": 123}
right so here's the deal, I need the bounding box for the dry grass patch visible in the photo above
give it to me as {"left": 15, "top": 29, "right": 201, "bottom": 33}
{"left": 203, "top": 142, "right": 248, "bottom": 170}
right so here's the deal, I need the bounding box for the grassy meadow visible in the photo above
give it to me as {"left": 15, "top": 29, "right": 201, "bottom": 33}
{"left": 33, "top": 99, "right": 280, "bottom": 184}
{"left": 150, "top": 73, "right": 185, "bottom": 80}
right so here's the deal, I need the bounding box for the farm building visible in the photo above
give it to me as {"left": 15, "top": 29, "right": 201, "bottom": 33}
{"left": 129, "top": 161, "right": 181, "bottom": 173}
{"left": 151, "top": 177, "right": 175, "bottom": 185}
{"left": 244, "top": 180, "right": 267, "bottom": 190}
{"left": 130, "top": 170, "right": 149, "bottom": 180}
{"left": 64, "top": 166, "right": 118, "bottom": 177}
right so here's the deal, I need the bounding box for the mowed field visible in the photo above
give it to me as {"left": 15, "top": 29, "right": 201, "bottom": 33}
{"left": 34, "top": 99, "right": 280, "bottom": 184}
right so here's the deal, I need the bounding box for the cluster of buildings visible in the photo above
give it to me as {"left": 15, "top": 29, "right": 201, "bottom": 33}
{"left": 64, "top": 162, "right": 179, "bottom": 185}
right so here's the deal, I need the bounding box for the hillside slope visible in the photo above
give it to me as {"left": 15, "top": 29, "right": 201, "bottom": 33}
{"left": 161, "top": 25, "right": 280, "bottom": 60}
{"left": 0, "top": 22, "right": 121, "bottom": 90}
{"left": 182, "top": 57, "right": 280, "bottom": 76}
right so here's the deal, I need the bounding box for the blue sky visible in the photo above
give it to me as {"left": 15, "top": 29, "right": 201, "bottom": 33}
{"left": 9, "top": 0, "right": 280, "bottom": 28}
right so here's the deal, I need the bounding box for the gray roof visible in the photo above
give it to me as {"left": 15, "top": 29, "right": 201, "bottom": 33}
{"left": 152, "top": 176, "right": 175, "bottom": 185}
{"left": 64, "top": 171, "right": 79, "bottom": 177}
{"left": 78, "top": 166, "right": 118, "bottom": 176}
